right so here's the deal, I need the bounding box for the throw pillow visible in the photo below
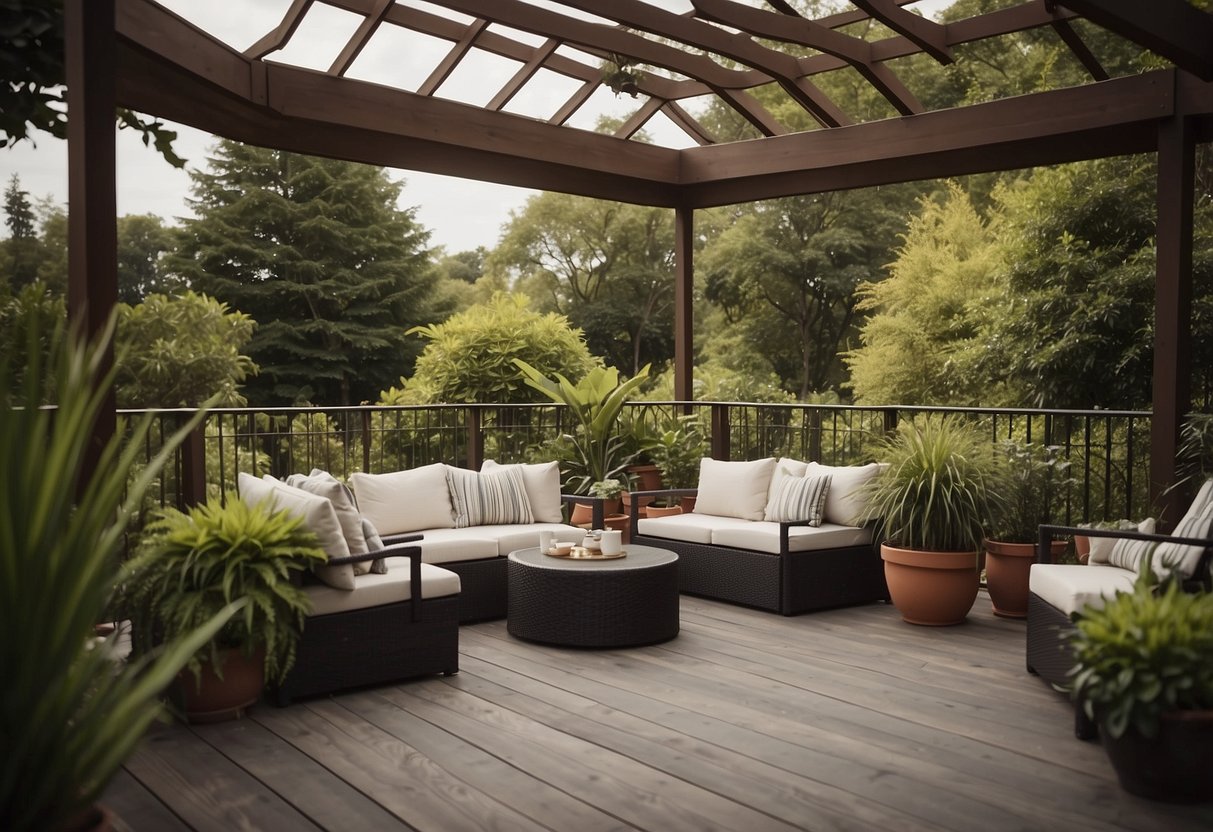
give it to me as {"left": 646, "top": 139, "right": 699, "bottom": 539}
{"left": 766, "top": 457, "right": 809, "bottom": 504}
{"left": 237, "top": 472, "right": 356, "bottom": 590}
{"left": 361, "top": 516, "right": 388, "bottom": 575}
{"left": 481, "top": 459, "right": 562, "bottom": 523}
{"left": 1088, "top": 518, "right": 1156, "bottom": 565}
{"left": 763, "top": 474, "right": 831, "bottom": 525}
{"left": 286, "top": 469, "right": 372, "bottom": 574}
{"left": 804, "top": 461, "right": 888, "bottom": 526}
{"left": 446, "top": 465, "right": 534, "bottom": 528}
{"left": 695, "top": 457, "right": 776, "bottom": 520}
{"left": 349, "top": 463, "right": 455, "bottom": 535}
{"left": 1152, "top": 479, "right": 1213, "bottom": 579}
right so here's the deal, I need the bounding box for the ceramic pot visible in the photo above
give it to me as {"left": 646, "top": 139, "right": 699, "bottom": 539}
{"left": 627, "top": 464, "right": 663, "bottom": 492}
{"left": 604, "top": 513, "right": 630, "bottom": 545}
{"left": 570, "top": 502, "right": 594, "bottom": 527}
{"left": 645, "top": 504, "right": 683, "bottom": 518}
{"left": 177, "top": 646, "right": 266, "bottom": 723}
{"left": 984, "top": 539, "right": 1068, "bottom": 618}
{"left": 680, "top": 495, "right": 697, "bottom": 514}
{"left": 1074, "top": 535, "right": 1091, "bottom": 564}
{"left": 1101, "top": 710, "right": 1213, "bottom": 802}
{"left": 880, "top": 543, "right": 979, "bottom": 626}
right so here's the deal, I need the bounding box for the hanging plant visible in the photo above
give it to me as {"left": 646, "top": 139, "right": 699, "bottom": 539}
{"left": 601, "top": 52, "right": 644, "bottom": 98}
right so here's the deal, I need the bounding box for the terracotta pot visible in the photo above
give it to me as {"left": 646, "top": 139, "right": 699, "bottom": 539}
{"left": 177, "top": 646, "right": 265, "bottom": 723}
{"left": 984, "top": 539, "right": 1068, "bottom": 619}
{"left": 627, "top": 463, "right": 663, "bottom": 492}
{"left": 680, "top": 495, "right": 697, "bottom": 514}
{"left": 570, "top": 502, "right": 594, "bottom": 526}
{"left": 604, "top": 513, "right": 631, "bottom": 545}
{"left": 1101, "top": 710, "right": 1213, "bottom": 802}
{"left": 880, "top": 543, "right": 979, "bottom": 626}
{"left": 1074, "top": 534, "right": 1091, "bottom": 564}
{"left": 645, "top": 504, "right": 683, "bottom": 518}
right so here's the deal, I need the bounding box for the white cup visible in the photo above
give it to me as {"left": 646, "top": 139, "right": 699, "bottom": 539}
{"left": 599, "top": 529, "right": 623, "bottom": 556}
{"left": 538, "top": 531, "right": 554, "bottom": 553}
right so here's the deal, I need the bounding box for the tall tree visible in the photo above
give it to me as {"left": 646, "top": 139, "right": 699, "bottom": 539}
{"left": 172, "top": 140, "right": 444, "bottom": 405}
{"left": 116, "top": 214, "right": 181, "bottom": 303}
{"left": 490, "top": 193, "right": 674, "bottom": 375}
{"left": 2, "top": 175, "right": 39, "bottom": 289}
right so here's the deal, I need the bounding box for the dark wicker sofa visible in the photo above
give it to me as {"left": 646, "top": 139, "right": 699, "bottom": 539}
{"left": 628, "top": 488, "right": 888, "bottom": 616}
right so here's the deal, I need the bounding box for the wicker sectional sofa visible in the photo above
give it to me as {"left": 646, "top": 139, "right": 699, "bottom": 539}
{"left": 629, "top": 457, "right": 889, "bottom": 615}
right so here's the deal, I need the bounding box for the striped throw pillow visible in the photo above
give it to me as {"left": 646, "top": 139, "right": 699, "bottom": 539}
{"left": 763, "top": 474, "right": 831, "bottom": 525}
{"left": 446, "top": 465, "right": 534, "bottom": 528}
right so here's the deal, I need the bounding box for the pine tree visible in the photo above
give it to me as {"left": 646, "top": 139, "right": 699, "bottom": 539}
{"left": 171, "top": 141, "right": 445, "bottom": 405}
{"left": 3, "top": 175, "right": 40, "bottom": 289}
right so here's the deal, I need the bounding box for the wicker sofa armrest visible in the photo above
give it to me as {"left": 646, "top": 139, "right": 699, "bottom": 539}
{"left": 327, "top": 541, "right": 426, "bottom": 616}
{"left": 380, "top": 532, "right": 424, "bottom": 546}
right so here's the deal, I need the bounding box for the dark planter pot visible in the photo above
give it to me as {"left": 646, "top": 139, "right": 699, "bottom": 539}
{"left": 177, "top": 646, "right": 266, "bottom": 723}
{"left": 881, "top": 543, "right": 979, "bottom": 626}
{"left": 1101, "top": 710, "right": 1213, "bottom": 802}
{"left": 984, "top": 539, "right": 1068, "bottom": 619}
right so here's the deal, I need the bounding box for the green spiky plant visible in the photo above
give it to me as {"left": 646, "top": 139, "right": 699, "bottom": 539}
{"left": 857, "top": 416, "right": 1005, "bottom": 556}
{"left": 124, "top": 496, "right": 326, "bottom": 686}
{"left": 0, "top": 316, "right": 237, "bottom": 832}
{"left": 514, "top": 360, "right": 650, "bottom": 495}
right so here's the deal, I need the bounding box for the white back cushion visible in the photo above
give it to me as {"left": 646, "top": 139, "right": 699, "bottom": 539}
{"left": 446, "top": 465, "right": 534, "bottom": 527}
{"left": 695, "top": 457, "right": 776, "bottom": 521}
{"left": 1153, "top": 479, "right": 1213, "bottom": 578}
{"left": 349, "top": 464, "right": 455, "bottom": 535}
{"left": 237, "top": 472, "right": 356, "bottom": 590}
{"left": 481, "top": 459, "right": 562, "bottom": 523}
{"left": 804, "top": 461, "right": 887, "bottom": 526}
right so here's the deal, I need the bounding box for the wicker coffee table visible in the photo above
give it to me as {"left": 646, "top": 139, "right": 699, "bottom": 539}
{"left": 507, "top": 545, "right": 679, "bottom": 647}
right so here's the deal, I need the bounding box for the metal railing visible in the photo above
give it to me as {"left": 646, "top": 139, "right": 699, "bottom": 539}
{"left": 122, "top": 401, "right": 1155, "bottom": 531}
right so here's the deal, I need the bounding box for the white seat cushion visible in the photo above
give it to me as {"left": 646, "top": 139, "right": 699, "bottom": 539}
{"left": 1029, "top": 563, "right": 1138, "bottom": 617}
{"left": 712, "top": 522, "right": 872, "bottom": 554}
{"left": 804, "top": 461, "right": 887, "bottom": 526}
{"left": 637, "top": 513, "right": 758, "bottom": 545}
{"left": 238, "top": 472, "right": 356, "bottom": 590}
{"left": 410, "top": 524, "right": 585, "bottom": 562}
{"left": 305, "top": 561, "right": 460, "bottom": 616}
{"left": 695, "top": 457, "right": 776, "bottom": 521}
{"left": 481, "top": 459, "right": 563, "bottom": 523}
{"left": 349, "top": 464, "right": 455, "bottom": 536}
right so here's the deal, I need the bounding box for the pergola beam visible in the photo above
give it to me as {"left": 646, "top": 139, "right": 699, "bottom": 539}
{"left": 1059, "top": 0, "right": 1213, "bottom": 81}
{"left": 848, "top": 0, "right": 953, "bottom": 63}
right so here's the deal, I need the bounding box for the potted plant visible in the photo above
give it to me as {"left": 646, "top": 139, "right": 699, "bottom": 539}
{"left": 1069, "top": 570, "right": 1213, "bottom": 802}
{"left": 857, "top": 416, "right": 1004, "bottom": 626}
{"left": 514, "top": 360, "right": 650, "bottom": 498}
{"left": 588, "top": 477, "right": 626, "bottom": 517}
{"left": 1, "top": 318, "right": 236, "bottom": 832}
{"left": 124, "top": 495, "right": 326, "bottom": 722}
{"left": 984, "top": 441, "right": 1072, "bottom": 618}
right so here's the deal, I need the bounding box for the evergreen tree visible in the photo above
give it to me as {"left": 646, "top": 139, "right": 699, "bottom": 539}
{"left": 171, "top": 141, "right": 444, "bottom": 405}
{"left": 2, "top": 175, "right": 39, "bottom": 289}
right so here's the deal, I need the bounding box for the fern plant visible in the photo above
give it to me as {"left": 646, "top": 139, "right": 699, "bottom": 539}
{"left": 124, "top": 496, "right": 326, "bottom": 685}
{"left": 857, "top": 416, "right": 1004, "bottom": 554}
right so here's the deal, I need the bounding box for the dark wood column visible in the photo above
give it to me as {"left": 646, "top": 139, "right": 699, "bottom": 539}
{"left": 1151, "top": 113, "right": 1195, "bottom": 527}
{"left": 673, "top": 204, "right": 694, "bottom": 408}
{"left": 65, "top": 0, "right": 119, "bottom": 460}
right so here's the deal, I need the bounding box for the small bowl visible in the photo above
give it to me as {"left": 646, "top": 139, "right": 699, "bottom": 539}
{"left": 551, "top": 542, "right": 574, "bottom": 556}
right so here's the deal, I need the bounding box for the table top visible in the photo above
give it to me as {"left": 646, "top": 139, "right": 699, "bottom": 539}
{"left": 509, "top": 545, "right": 677, "bottom": 572}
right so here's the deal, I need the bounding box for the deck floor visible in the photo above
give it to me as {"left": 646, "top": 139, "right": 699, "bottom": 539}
{"left": 106, "top": 593, "right": 1213, "bottom": 831}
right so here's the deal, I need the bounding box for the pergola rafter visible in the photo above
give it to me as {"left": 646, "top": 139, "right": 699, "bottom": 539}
{"left": 75, "top": 0, "right": 1213, "bottom": 522}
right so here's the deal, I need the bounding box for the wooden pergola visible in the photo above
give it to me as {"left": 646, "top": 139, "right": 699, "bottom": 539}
{"left": 66, "top": 0, "right": 1213, "bottom": 522}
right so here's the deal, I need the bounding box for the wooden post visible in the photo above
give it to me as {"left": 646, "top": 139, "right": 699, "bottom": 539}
{"left": 180, "top": 417, "right": 207, "bottom": 509}
{"left": 1152, "top": 114, "right": 1195, "bottom": 528}
{"left": 710, "top": 403, "right": 730, "bottom": 460}
{"left": 466, "top": 407, "right": 483, "bottom": 471}
{"left": 674, "top": 205, "right": 694, "bottom": 414}
{"left": 65, "top": 0, "right": 118, "bottom": 481}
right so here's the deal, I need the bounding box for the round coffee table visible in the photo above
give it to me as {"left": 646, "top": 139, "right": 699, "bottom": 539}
{"left": 507, "top": 545, "right": 679, "bottom": 647}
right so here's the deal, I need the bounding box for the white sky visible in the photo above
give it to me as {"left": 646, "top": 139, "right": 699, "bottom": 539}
{"left": 0, "top": 0, "right": 952, "bottom": 254}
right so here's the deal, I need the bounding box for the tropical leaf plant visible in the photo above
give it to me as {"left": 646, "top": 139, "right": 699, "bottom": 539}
{"left": 857, "top": 416, "right": 1005, "bottom": 555}
{"left": 514, "top": 360, "right": 650, "bottom": 494}
{"left": 123, "top": 496, "right": 326, "bottom": 685}
{"left": 0, "top": 315, "right": 235, "bottom": 832}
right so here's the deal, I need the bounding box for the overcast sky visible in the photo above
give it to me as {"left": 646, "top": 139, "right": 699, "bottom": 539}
{"left": 0, "top": 0, "right": 951, "bottom": 254}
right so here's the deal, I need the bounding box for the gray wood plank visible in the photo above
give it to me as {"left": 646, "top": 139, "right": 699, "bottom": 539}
{"left": 103, "top": 768, "right": 190, "bottom": 832}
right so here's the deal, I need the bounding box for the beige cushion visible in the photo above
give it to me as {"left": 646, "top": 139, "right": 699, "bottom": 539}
{"left": 766, "top": 457, "right": 809, "bottom": 503}
{"left": 764, "top": 474, "right": 830, "bottom": 525}
{"left": 409, "top": 524, "right": 585, "bottom": 561}
{"left": 286, "top": 469, "right": 371, "bottom": 574}
{"left": 349, "top": 464, "right": 455, "bottom": 535}
{"left": 305, "top": 561, "right": 461, "bottom": 616}
{"left": 482, "top": 459, "right": 563, "bottom": 523}
{"left": 636, "top": 513, "right": 757, "bottom": 545}
{"left": 1029, "top": 563, "right": 1137, "bottom": 617}
{"left": 361, "top": 516, "right": 388, "bottom": 574}
{"left": 1088, "top": 518, "right": 1155, "bottom": 565}
{"left": 1152, "top": 478, "right": 1213, "bottom": 579}
{"left": 712, "top": 522, "right": 873, "bottom": 555}
{"left": 804, "top": 462, "right": 887, "bottom": 526}
{"left": 446, "top": 465, "right": 534, "bottom": 527}
{"left": 237, "top": 473, "right": 356, "bottom": 591}
{"left": 695, "top": 457, "right": 776, "bottom": 521}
